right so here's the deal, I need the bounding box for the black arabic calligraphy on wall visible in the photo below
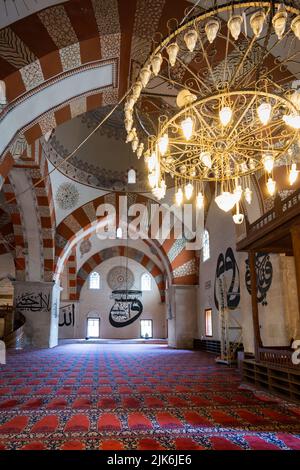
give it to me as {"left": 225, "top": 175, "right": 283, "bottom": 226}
{"left": 16, "top": 292, "right": 50, "bottom": 312}
{"left": 109, "top": 290, "right": 143, "bottom": 328}
{"left": 245, "top": 253, "right": 273, "bottom": 306}
{"left": 214, "top": 247, "right": 240, "bottom": 310}
{"left": 59, "top": 304, "right": 75, "bottom": 327}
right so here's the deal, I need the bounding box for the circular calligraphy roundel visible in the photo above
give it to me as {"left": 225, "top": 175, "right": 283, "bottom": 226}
{"left": 107, "top": 266, "right": 134, "bottom": 290}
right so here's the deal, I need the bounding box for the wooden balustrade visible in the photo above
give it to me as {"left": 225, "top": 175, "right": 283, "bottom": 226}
{"left": 258, "top": 347, "right": 298, "bottom": 370}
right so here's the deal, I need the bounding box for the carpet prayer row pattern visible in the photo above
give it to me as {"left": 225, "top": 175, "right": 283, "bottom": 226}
{"left": 0, "top": 344, "right": 299, "bottom": 450}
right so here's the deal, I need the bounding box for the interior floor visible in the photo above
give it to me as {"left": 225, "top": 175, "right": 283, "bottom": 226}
{"left": 0, "top": 344, "right": 299, "bottom": 450}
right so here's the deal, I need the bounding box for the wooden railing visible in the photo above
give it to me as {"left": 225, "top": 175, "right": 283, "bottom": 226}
{"left": 246, "top": 188, "right": 300, "bottom": 237}
{"left": 258, "top": 346, "right": 298, "bottom": 370}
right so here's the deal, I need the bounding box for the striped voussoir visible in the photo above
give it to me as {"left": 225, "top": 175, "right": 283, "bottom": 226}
{"left": 76, "top": 246, "right": 165, "bottom": 302}
{"left": 55, "top": 193, "right": 198, "bottom": 286}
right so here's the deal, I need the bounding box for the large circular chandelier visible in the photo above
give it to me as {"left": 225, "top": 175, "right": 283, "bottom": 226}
{"left": 124, "top": 1, "right": 300, "bottom": 224}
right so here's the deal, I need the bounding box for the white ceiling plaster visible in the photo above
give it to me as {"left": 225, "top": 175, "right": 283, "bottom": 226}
{"left": 0, "top": 63, "right": 114, "bottom": 156}
{"left": 48, "top": 161, "right": 106, "bottom": 225}
{"left": 0, "top": 0, "right": 69, "bottom": 29}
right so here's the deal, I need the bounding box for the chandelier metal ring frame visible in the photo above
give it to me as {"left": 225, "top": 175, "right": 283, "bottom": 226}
{"left": 124, "top": 1, "right": 300, "bottom": 222}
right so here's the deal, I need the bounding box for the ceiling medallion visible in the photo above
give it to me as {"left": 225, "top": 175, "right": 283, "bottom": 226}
{"left": 55, "top": 182, "right": 79, "bottom": 210}
{"left": 124, "top": 1, "right": 300, "bottom": 224}
{"left": 107, "top": 266, "right": 135, "bottom": 290}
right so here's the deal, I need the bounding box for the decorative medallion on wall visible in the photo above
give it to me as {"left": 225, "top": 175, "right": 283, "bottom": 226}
{"left": 107, "top": 266, "right": 134, "bottom": 290}
{"left": 55, "top": 182, "right": 79, "bottom": 210}
{"left": 79, "top": 239, "right": 92, "bottom": 257}
{"left": 214, "top": 247, "right": 240, "bottom": 310}
{"left": 245, "top": 253, "right": 273, "bottom": 306}
{"left": 109, "top": 290, "right": 143, "bottom": 328}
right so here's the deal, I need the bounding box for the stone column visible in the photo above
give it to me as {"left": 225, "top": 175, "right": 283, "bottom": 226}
{"left": 13, "top": 281, "right": 61, "bottom": 348}
{"left": 290, "top": 225, "right": 300, "bottom": 338}
{"left": 167, "top": 284, "right": 198, "bottom": 349}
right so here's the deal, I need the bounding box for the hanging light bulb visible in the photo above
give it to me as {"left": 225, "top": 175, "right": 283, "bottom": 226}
{"left": 283, "top": 114, "right": 300, "bottom": 129}
{"left": 132, "top": 81, "right": 142, "bottom": 100}
{"left": 266, "top": 177, "right": 276, "bottom": 196}
{"left": 244, "top": 187, "right": 253, "bottom": 204}
{"left": 233, "top": 212, "right": 244, "bottom": 224}
{"left": 234, "top": 185, "right": 243, "bottom": 202}
{"left": 126, "top": 128, "right": 136, "bottom": 143}
{"left": 140, "top": 66, "right": 152, "bottom": 87}
{"left": 175, "top": 188, "right": 183, "bottom": 206}
{"left": 147, "top": 152, "right": 157, "bottom": 171}
{"left": 215, "top": 192, "right": 237, "bottom": 212}
{"left": 257, "top": 102, "right": 272, "bottom": 125}
{"left": 228, "top": 15, "right": 243, "bottom": 41}
{"left": 181, "top": 116, "right": 194, "bottom": 140}
{"left": 136, "top": 142, "right": 144, "bottom": 159}
{"left": 219, "top": 106, "right": 232, "bottom": 126}
{"left": 196, "top": 192, "right": 204, "bottom": 209}
{"left": 148, "top": 172, "right": 157, "bottom": 188}
{"left": 200, "top": 151, "right": 212, "bottom": 169}
{"left": 132, "top": 136, "right": 139, "bottom": 152}
{"left": 184, "top": 29, "right": 198, "bottom": 52}
{"left": 262, "top": 153, "right": 274, "bottom": 173}
{"left": 289, "top": 90, "right": 300, "bottom": 111}
{"left": 272, "top": 7, "right": 287, "bottom": 40}
{"left": 151, "top": 53, "right": 163, "bottom": 76}
{"left": 185, "top": 183, "right": 194, "bottom": 200}
{"left": 158, "top": 133, "right": 169, "bottom": 155}
{"left": 291, "top": 15, "right": 300, "bottom": 40}
{"left": 125, "top": 118, "right": 133, "bottom": 132}
{"left": 166, "top": 42, "right": 179, "bottom": 66}
{"left": 205, "top": 19, "right": 219, "bottom": 44}
{"left": 289, "top": 163, "right": 298, "bottom": 185}
{"left": 250, "top": 10, "right": 266, "bottom": 37}
{"left": 125, "top": 107, "right": 133, "bottom": 120}
{"left": 126, "top": 96, "right": 135, "bottom": 110}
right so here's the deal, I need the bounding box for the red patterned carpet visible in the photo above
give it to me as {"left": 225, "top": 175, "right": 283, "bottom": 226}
{"left": 0, "top": 343, "right": 300, "bottom": 450}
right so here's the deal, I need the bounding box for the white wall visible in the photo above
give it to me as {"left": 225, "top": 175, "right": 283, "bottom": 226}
{"left": 198, "top": 201, "right": 293, "bottom": 354}
{"left": 60, "top": 256, "right": 166, "bottom": 339}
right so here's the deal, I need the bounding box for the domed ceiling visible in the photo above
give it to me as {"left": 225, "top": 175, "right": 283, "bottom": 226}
{"left": 46, "top": 105, "right": 151, "bottom": 192}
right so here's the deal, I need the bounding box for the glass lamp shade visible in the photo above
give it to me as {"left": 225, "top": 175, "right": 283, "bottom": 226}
{"left": 181, "top": 116, "right": 194, "bottom": 140}
{"left": 175, "top": 188, "right": 183, "bottom": 206}
{"left": 283, "top": 114, "right": 300, "bottom": 129}
{"left": 266, "top": 177, "right": 276, "bottom": 196}
{"left": 244, "top": 187, "right": 252, "bottom": 204}
{"left": 196, "top": 192, "right": 204, "bottom": 208}
{"left": 158, "top": 133, "right": 169, "bottom": 155}
{"left": 233, "top": 212, "right": 244, "bottom": 224}
{"left": 147, "top": 152, "right": 157, "bottom": 171}
{"left": 219, "top": 106, "right": 232, "bottom": 126}
{"left": 262, "top": 153, "right": 274, "bottom": 173}
{"left": 166, "top": 42, "right": 179, "bottom": 66}
{"left": 200, "top": 151, "right": 212, "bottom": 169}
{"left": 289, "top": 163, "right": 298, "bottom": 185}
{"left": 215, "top": 192, "right": 237, "bottom": 212}
{"left": 257, "top": 102, "right": 272, "bottom": 125}
{"left": 185, "top": 183, "right": 194, "bottom": 200}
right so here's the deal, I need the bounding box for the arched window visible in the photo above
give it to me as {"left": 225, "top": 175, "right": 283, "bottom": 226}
{"left": 128, "top": 169, "right": 136, "bottom": 184}
{"left": 116, "top": 227, "right": 123, "bottom": 239}
{"left": 89, "top": 271, "right": 100, "bottom": 289}
{"left": 141, "top": 273, "right": 151, "bottom": 291}
{"left": 202, "top": 229, "right": 210, "bottom": 262}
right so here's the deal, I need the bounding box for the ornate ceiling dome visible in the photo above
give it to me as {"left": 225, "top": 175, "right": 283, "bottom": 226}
{"left": 44, "top": 105, "right": 151, "bottom": 192}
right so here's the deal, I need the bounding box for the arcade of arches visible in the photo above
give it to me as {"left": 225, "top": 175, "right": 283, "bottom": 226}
{"left": 0, "top": 0, "right": 300, "bottom": 452}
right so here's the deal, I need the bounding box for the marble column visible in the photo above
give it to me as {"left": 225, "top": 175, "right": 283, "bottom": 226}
{"left": 167, "top": 284, "right": 198, "bottom": 349}
{"left": 13, "top": 281, "right": 61, "bottom": 348}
